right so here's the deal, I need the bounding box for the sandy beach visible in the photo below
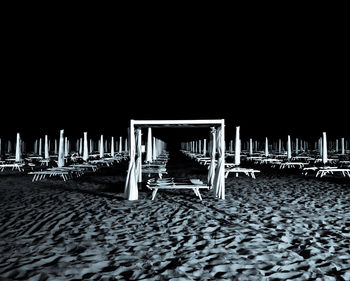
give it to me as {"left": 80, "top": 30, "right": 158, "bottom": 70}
{"left": 1, "top": 157, "right": 350, "bottom": 280}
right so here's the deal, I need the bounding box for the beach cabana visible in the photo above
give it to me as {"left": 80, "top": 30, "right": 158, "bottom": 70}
{"left": 124, "top": 119, "right": 226, "bottom": 201}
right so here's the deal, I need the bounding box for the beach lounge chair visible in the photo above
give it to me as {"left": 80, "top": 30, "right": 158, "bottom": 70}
{"left": 316, "top": 168, "right": 350, "bottom": 178}
{"left": 146, "top": 178, "right": 210, "bottom": 200}
{"left": 279, "top": 162, "right": 309, "bottom": 169}
{"left": 142, "top": 164, "right": 167, "bottom": 179}
{"left": 224, "top": 166, "right": 260, "bottom": 179}
{"left": 0, "top": 163, "right": 25, "bottom": 172}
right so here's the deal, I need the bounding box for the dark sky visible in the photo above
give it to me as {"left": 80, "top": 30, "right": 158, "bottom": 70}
{"left": 1, "top": 20, "right": 348, "bottom": 143}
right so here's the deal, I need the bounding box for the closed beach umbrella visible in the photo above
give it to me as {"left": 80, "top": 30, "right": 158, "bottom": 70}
{"left": 296, "top": 138, "right": 299, "bottom": 155}
{"left": 83, "top": 132, "right": 89, "bottom": 161}
{"left": 322, "top": 132, "right": 328, "bottom": 165}
{"left": 111, "top": 136, "right": 115, "bottom": 157}
{"left": 265, "top": 137, "right": 269, "bottom": 157}
{"left": 146, "top": 128, "right": 153, "bottom": 163}
{"left": 235, "top": 126, "right": 240, "bottom": 166}
{"left": 152, "top": 137, "right": 157, "bottom": 161}
{"left": 100, "top": 135, "right": 104, "bottom": 158}
{"left": 249, "top": 138, "right": 253, "bottom": 156}
{"left": 39, "top": 138, "right": 42, "bottom": 156}
{"left": 203, "top": 139, "right": 207, "bottom": 156}
{"left": 15, "top": 133, "right": 22, "bottom": 162}
{"left": 44, "top": 135, "right": 49, "bottom": 159}
{"left": 119, "top": 137, "right": 122, "bottom": 153}
{"left": 287, "top": 135, "right": 292, "bottom": 160}
{"left": 58, "top": 130, "right": 65, "bottom": 168}
{"left": 64, "top": 137, "right": 68, "bottom": 157}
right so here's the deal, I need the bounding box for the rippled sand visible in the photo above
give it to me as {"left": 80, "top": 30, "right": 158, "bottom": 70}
{"left": 0, "top": 168, "right": 350, "bottom": 280}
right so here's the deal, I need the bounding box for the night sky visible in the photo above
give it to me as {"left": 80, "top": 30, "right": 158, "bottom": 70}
{"left": 2, "top": 21, "right": 348, "bottom": 144}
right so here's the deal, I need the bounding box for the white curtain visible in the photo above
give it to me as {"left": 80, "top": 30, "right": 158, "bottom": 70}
{"left": 208, "top": 127, "right": 216, "bottom": 188}
{"left": 124, "top": 129, "right": 138, "bottom": 200}
{"left": 146, "top": 128, "right": 153, "bottom": 163}
{"left": 213, "top": 127, "right": 225, "bottom": 199}
{"left": 135, "top": 129, "right": 142, "bottom": 183}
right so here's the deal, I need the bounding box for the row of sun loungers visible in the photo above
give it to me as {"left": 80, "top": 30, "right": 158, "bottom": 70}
{"left": 142, "top": 153, "right": 169, "bottom": 179}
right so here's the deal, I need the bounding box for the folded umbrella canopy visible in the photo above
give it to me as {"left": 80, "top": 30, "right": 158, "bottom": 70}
{"left": 45, "top": 135, "right": 49, "bottom": 160}
{"left": 322, "top": 132, "right": 328, "bottom": 165}
{"left": 100, "top": 135, "right": 104, "bottom": 158}
{"left": 15, "top": 133, "right": 22, "bottom": 162}
{"left": 83, "top": 132, "right": 89, "bottom": 161}
{"left": 235, "top": 126, "right": 240, "bottom": 166}
{"left": 58, "top": 130, "right": 65, "bottom": 168}
{"left": 287, "top": 135, "right": 292, "bottom": 160}
{"left": 146, "top": 128, "right": 153, "bottom": 163}
{"left": 111, "top": 136, "right": 115, "bottom": 157}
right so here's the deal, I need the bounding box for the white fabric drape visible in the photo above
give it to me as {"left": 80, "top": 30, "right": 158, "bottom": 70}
{"left": 208, "top": 127, "right": 216, "bottom": 188}
{"left": 135, "top": 129, "right": 142, "bottom": 183}
{"left": 213, "top": 127, "right": 225, "bottom": 199}
{"left": 146, "top": 128, "right": 153, "bottom": 163}
{"left": 124, "top": 129, "right": 138, "bottom": 200}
